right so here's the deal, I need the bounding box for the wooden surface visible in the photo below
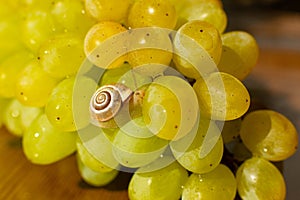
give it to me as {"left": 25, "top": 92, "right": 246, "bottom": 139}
{"left": 1, "top": 9, "right": 300, "bottom": 200}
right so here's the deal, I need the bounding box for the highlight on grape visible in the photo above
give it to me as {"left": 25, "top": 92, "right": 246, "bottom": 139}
{"left": 0, "top": 0, "right": 298, "bottom": 199}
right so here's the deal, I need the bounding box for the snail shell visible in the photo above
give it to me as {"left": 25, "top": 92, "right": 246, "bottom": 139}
{"left": 90, "top": 83, "right": 133, "bottom": 123}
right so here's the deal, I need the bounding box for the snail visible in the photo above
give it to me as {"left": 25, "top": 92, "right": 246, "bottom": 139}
{"left": 90, "top": 83, "right": 133, "bottom": 127}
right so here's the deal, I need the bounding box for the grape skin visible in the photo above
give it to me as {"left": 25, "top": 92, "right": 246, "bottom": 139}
{"left": 236, "top": 157, "right": 286, "bottom": 200}
{"left": 182, "top": 164, "right": 237, "bottom": 200}
{"left": 240, "top": 110, "right": 298, "bottom": 161}
{"left": 23, "top": 114, "right": 77, "bottom": 165}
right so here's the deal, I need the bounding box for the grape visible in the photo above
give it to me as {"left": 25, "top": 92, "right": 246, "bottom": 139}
{"left": 0, "top": 50, "right": 34, "bottom": 98}
{"left": 84, "top": 21, "right": 128, "bottom": 69}
{"left": 23, "top": 114, "right": 77, "bottom": 164}
{"left": 0, "top": 12, "right": 23, "bottom": 61}
{"left": 21, "top": 8, "right": 62, "bottom": 53}
{"left": 76, "top": 153, "right": 119, "bottom": 187}
{"left": 0, "top": 98, "right": 10, "bottom": 128}
{"left": 240, "top": 110, "right": 298, "bottom": 161}
{"left": 128, "top": 158, "right": 188, "bottom": 200}
{"left": 39, "top": 33, "right": 85, "bottom": 79}
{"left": 51, "top": 0, "right": 96, "bottom": 37}
{"left": 218, "top": 31, "right": 259, "bottom": 80}
{"left": 175, "top": 1, "right": 227, "bottom": 33}
{"left": 99, "top": 62, "right": 152, "bottom": 91}
{"left": 46, "top": 76, "right": 97, "bottom": 132}
{"left": 127, "top": 0, "right": 177, "bottom": 29}
{"left": 77, "top": 137, "right": 115, "bottom": 173}
{"left": 3, "top": 98, "right": 42, "bottom": 137}
{"left": 170, "top": 117, "right": 224, "bottom": 174}
{"left": 236, "top": 157, "right": 286, "bottom": 200}
{"left": 77, "top": 124, "right": 120, "bottom": 170}
{"left": 182, "top": 164, "right": 237, "bottom": 200}
{"left": 142, "top": 75, "right": 199, "bottom": 140}
{"left": 221, "top": 118, "right": 242, "bottom": 144}
{"left": 85, "top": 0, "right": 132, "bottom": 23}
{"left": 193, "top": 72, "right": 250, "bottom": 121}
{"left": 173, "top": 20, "right": 222, "bottom": 79}
{"left": 112, "top": 117, "right": 168, "bottom": 168}
{"left": 127, "top": 28, "right": 174, "bottom": 76}
{"left": 15, "top": 60, "right": 60, "bottom": 107}
{"left": 225, "top": 137, "right": 252, "bottom": 162}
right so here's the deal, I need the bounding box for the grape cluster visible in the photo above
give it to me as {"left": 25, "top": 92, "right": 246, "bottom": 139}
{"left": 0, "top": 0, "right": 298, "bottom": 200}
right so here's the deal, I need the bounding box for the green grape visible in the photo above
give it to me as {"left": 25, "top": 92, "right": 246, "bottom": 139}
{"left": 218, "top": 31, "right": 259, "bottom": 80}
{"left": 23, "top": 114, "right": 77, "bottom": 164}
{"left": 193, "top": 72, "right": 250, "bottom": 121}
{"left": 21, "top": 8, "right": 62, "bottom": 53}
{"left": 77, "top": 136, "right": 115, "bottom": 173}
{"left": 182, "top": 164, "right": 237, "bottom": 200}
{"left": 236, "top": 157, "right": 286, "bottom": 200}
{"left": 240, "top": 110, "right": 298, "bottom": 161}
{"left": 76, "top": 153, "right": 119, "bottom": 187}
{"left": 15, "top": 60, "right": 60, "bottom": 107}
{"left": 3, "top": 98, "right": 42, "bottom": 137}
{"left": 46, "top": 76, "right": 97, "bottom": 132}
{"left": 51, "top": 0, "right": 96, "bottom": 37}
{"left": 99, "top": 63, "right": 132, "bottom": 86}
{"left": 0, "top": 98, "right": 10, "bottom": 128}
{"left": 77, "top": 124, "right": 120, "bottom": 170}
{"left": 84, "top": 21, "right": 128, "bottom": 69}
{"left": 221, "top": 118, "right": 242, "bottom": 144}
{"left": 112, "top": 117, "right": 168, "bottom": 168}
{"left": 127, "top": 28, "right": 173, "bottom": 76}
{"left": 128, "top": 158, "right": 188, "bottom": 200}
{"left": 170, "top": 118, "right": 224, "bottom": 174}
{"left": 175, "top": 1, "right": 227, "bottom": 33}
{"left": 85, "top": 0, "right": 132, "bottom": 23}
{"left": 173, "top": 20, "right": 222, "bottom": 79}
{"left": 142, "top": 75, "right": 199, "bottom": 140}
{"left": 39, "top": 33, "right": 85, "bottom": 79}
{"left": 127, "top": 0, "right": 177, "bottom": 29}
{"left": 0, "top": 50, "right": 34, "bottom": 98}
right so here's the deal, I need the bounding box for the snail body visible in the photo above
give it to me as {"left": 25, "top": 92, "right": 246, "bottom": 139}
{"left": 90, "top": 83, "right": 133, "bottom": 128}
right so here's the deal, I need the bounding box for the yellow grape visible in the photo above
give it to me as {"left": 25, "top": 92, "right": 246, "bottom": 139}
{"left": 21, "top": 8, "right": 62, "bottom": 53}
{"left": 142, "top": 76, "right": 199, "bottom": 141}
{"left": 173, "top": 20, "right": 222, "bottom": 79}
{"left": 85, "top": 0, "right": 132, "bottom": 23}
{"left": 127, "top": 0, "right": 177, "bottom": 29}
{"left": 3, "top": 98, "right": 42, "bottom": 137}
{"left": 218, "top": 31, "right": 259, "bottom": 80}
{"left": 236, "top": 157, "right": 286, "bottom": 200}
{"left": 193, "top": 72, "right": 250, "bottom": 121}
{"left": 240, "top": 110, "right": 298, "bottom": 161}
{"left": 51, "top": 0, "right": 96, "bottom": 37}
{"left": 39, "top": 33, "right": 85, "bottom": 79}
{"left": 84, "top": 21, "right": 128, "bottom": 69}
{"left": 23, "top": 114, "right": 77, "bottom": 164}
{"left": 76, "top": 153, "right": 119, "bottom": 187}
{"left": 0, "top": 50, "right": 34, "bottom": 98}
{"left": 175, "top": 1, "right": 227, "bottom": 33}
{"left": 170, "top": 117, "right": 223, "bottom": 174}
{"left": 182, "top": 164, "right": 237, "bottom": 200}
{"left": 127, "top": 28, "right": 173, "bottom": 76}
{"left": 76, "top": 137, "right": 115, "bottom": 173}
{"left": 15, "top": 60, "right": 60, "bottom": 107}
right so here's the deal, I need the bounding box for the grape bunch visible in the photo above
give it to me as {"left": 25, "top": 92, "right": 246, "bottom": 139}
{"left": 0, "top": 0, "right": 298, "bottom": 200}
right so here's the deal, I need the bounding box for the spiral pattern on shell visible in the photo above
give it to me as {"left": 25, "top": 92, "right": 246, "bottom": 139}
{"left": 90, "top": 84, "right": 133, "bottom": 123}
